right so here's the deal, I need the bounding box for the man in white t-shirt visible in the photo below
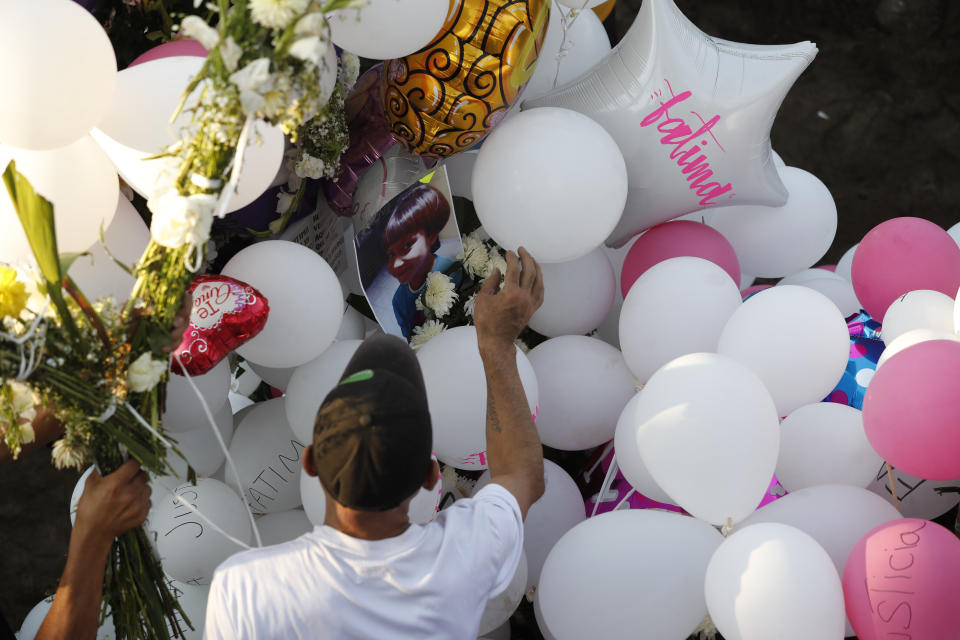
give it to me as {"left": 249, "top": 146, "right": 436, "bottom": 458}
{"left": 205, "top": 248, "right": 546, "bottom": 639}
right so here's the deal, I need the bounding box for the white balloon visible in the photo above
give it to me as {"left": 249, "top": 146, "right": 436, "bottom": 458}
{"left": 835, "top": 243, "right": 858, "bottom": 284}
{"left": 771, "top": 149, "right": 786, "bottom": 167}
{"left": 246, "top": 360, "right": 295, "bottom": 392}
{"left": 409, "top": 476, "right": 443, "bottom": 525}
{"left": 522, "top": 460, "right": 587, "bottom": 589}
{"left": 536, "top": 510, "right": 723, "bottom": 640}
{"left": 300, "top": 468, "right": 327, "bottom": 526}
{"left": 946, "top": 220, "right": 960, "bottom": 247}
{"left": 18, "top": 595, "right": 116, "bottom": 640}
{"left": 337, "top": 306, "right": 366, "bottom": 341}
{"left": 522, "top": 2, "right": 611, "bottom": 103}
{"left": 163, "top": 359, "right": 232, "bottom": 433}
{"left": 619, "top": 257, "right": 742, "bottom": 382}
{"left": 285, "top": 340, "right": 363, "bottom": 444}
{"left": 327, "top": 0, "right": 449, "bottom": 59}
{"left": 528, "top": 336, "right": 635, "bottom": 451}
{"left": 718, "top": 285, "right": 850, "bottom": 416}
{"left": 417, "top": 326, "right": 538, "bottom": 469}
{"left": 255, "top": 509, "right": 312, "bottom": 546}
{"left": 739, "top": 485, "right": 901, "bottom": 637}
{"left": 163, "top": 580, "right": 209, "bottom": 640}
{"left": 740, "top": 272, "right": 756, "bottom": 289}
{"left": 167, "top": 400, "right": 234, "bottom": 478}
{"left": 556, "top": 0, "right": 607, "bottom": 7}
{"left": 0, "top": 136, "right": 118, "bottom": 263}
{"left": 148, "top": 478, "right": 253, "bottom": 585}
{"left": 705, "top": 523, "right": 846, "bottom": 640}
{"left": 875, "top": 328, "right": 960, "bottom": 369}
{"left": 709, "top": 167, "right": 838, "bottom": 277}
{"left": 228, "top": 391, "right": 256, "bottom": 415}
{"left": 0, "top": 0, "right": 116, "bottom": 150}
{"left": 92, "top": 56, "right": 283, "bottom": 210}
{"left": 776, "top": 403, "right": 882, "bottom": 492}
{"left": 441, "top": 149, "right": 479, "bottom": 200}
{"left": 777, "top": 268, "right": 860, "bottom": 317}
{"left": 613, "top": 393, "right": 671, "bottom": 504}
{"left": 524, "top": 1, "right": 816, "bottom": 246}
{"left": 529, "top": 249, "right": 616, "bottom": 337}
{"left": 868, "top": 462, "right": 960, "bottom": 520}
{"left": 228, "top": 398, "right": 305, "bottom": 514}
{"left": 223, "top": 241, "right": 344, "bottom": 368}
{"left": 69, "top": 466, "right": 96, "bottom": 526}
{"left": 479, "top": 551, "right": 527, "bottom": 636}
{"left": 880, "top": 289, "right": 956, "bottom": 345}
{"left": 473, "top": 107, "right": 627, "bottom": 263}
{"left": 477, "top": 460, "right": 588, "bottom": 590}
{"left": 635, "top": 353, "right": 780, "bottom": 525}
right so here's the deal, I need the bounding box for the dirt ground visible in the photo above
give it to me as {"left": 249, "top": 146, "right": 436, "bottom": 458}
{"left": 2, "top": 0, "right": 959, "bottom": 635}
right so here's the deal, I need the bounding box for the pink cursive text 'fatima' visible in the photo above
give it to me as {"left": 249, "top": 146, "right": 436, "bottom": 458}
{"left": 640, "top": 80, "right": 734, "bottom": 206}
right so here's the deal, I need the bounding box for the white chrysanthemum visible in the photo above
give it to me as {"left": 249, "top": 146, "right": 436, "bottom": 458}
{"left": 295, "top": 12, "right": 327, "bottom": 37}
{"left": 180, "top": 15, "right": 220, "bottom": 50}
{"left": 51, "top": 439, "right": 89, "bottom": 471}
{"left": 457, "top": 234, "right": 489, "bottom": 278}
{"left": 219, "top": 36, "right": 242, "bottom": 72}
{"left": 289, "top": 35, "right": 328, "bottom": 67}
{"left": 148, "top": 191, "right": 216, "bottom": 250}
{"left": 410, "top": 320, "right": 446, "bottom": 348}
{"left": 295, "top": 153, "right": 326, "bottom": 179}
{"left": 463, "top": 292, "right": 477, "bottom": 317}
{"left": 127, "top": 353, "right": 168, "bottom": 393}
{"left": 229, "top": 58, "right": 272, "bottom": 115}
{"left": 249, "top": 0, "right": 310, "bottom": 30}
{"left": 423, "top": 271, "right": 457, "bottom": 317}
{"left": 484, "top": 250, "right": 508, "bottom": 281}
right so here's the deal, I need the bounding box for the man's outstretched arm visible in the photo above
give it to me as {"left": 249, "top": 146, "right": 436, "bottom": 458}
{"left": 474, "top": 247, "right": 545, "bottom": 520}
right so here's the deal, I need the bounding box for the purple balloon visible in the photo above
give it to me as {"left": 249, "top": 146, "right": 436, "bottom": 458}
{"left": 322, "top": 64, "right": 396, "bottom": 217}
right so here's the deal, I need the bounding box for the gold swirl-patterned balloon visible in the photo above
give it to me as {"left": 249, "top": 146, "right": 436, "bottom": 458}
{"left": 382, "top": 0, "right": 550, "bottom": 158}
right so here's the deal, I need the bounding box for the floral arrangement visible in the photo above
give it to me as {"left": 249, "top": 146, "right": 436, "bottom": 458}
{"left": 1, "top": 1, "right": 360, "bottom": 637}
{"left": 408, "top": 230, "right": 513, "bottom": 348}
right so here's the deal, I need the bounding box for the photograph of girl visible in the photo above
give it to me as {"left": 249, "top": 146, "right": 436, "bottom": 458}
{"left": 354, "top": 172, "right": 465, "bottom": 340}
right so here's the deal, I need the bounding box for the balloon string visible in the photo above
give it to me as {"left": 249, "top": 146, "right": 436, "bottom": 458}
{"left": 171, "top": 353, "right": 263, "bottom": 547}
{"left": 156, "top": 481, "right": 255, "bottom": 551}
{"left": 590, "top": 452, "right": 618, "bottom": 517}
{"left": 612, "top": 487, "right": 635, "bottom": 511}
{"left": 885, "top": 462, "right": 901, "bottom": 513}
{"left": 551, "top": 5, "right": 584, "bottom": 91}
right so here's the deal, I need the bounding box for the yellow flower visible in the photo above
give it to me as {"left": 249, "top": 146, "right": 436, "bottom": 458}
{"left": 0, "top": 266, "right": 28, "bottom": 319}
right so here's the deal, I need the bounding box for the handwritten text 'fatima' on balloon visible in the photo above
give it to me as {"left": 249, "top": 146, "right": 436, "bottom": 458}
{"left": 641, "top": 79, "right": 735, "bottom": 207}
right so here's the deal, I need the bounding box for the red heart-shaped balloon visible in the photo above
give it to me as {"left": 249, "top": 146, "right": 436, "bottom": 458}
{"left": 171, "top": 275, "right": 269, "bottom": 376}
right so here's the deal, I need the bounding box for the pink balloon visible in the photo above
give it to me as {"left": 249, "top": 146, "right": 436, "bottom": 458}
{"left": 817, "top": 264, "right": 836, "bottom": 272}
{"left": 128, "top": 39, "right": 208, "bottom": 68}
{"left": 843, "top": 518, "right": 960, "bottom": 640}
{"left": 851, "top": 217, "right": 960, "bottom": 322}
{"left": 620, "top": 220, "right": 740, "bottom": 298}
{"left": 741, "top": 284, "right": 771, "bottom": 299}
{"left": 862, "top": 339, "right": 960, "bottom": 480}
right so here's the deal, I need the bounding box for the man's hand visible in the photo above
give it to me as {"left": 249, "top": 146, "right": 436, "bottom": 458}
{"left": 73, "top": 459, "right": 152, "bottom": 548}
{"left": 473, "top": 247, "right": 544, "bottom": 355}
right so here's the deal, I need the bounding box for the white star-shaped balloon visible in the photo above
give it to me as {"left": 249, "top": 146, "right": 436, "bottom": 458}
{"left": 523, "top": 0, "right": 817, "bottom": 246}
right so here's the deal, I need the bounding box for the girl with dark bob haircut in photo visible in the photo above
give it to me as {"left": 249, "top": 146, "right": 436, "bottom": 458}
{"left": 381, "top": 183, "right": 459, "bottom": 339}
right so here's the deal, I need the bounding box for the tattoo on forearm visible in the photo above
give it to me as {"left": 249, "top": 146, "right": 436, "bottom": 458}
{"left": 487, "top": 394, "right": 503, "bottom": 433}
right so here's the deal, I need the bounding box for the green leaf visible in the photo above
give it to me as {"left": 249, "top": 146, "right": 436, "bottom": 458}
{"left": 59, "top": 251, "right": 91, "bottom": 275}
{"left": 2, "top": 161, "right": 80, "bottom": 341}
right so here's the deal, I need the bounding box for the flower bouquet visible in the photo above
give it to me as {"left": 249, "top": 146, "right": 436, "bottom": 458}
{"left": 1, "top": 1, "right": 359, "bottom": 637}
